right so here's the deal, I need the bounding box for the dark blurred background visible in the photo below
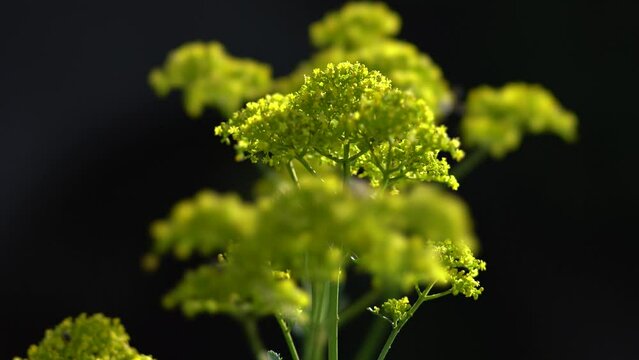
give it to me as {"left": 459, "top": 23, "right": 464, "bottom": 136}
{"left": 1, "top": 0, "right": 637, "bottom": 359}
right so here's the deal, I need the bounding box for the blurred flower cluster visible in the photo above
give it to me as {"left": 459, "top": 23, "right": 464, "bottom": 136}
{"left": 14, "top": 314, "right": 154, "bottom": 360}
{"left": 147, "top": 173, "right": 484, "bottom": 324}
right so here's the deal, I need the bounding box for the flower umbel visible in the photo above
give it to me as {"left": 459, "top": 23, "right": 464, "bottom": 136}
{"left": 217, "top": 62, "right": 463, "bottom": 190}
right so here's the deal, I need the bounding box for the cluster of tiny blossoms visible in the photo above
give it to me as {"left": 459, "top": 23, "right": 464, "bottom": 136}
{"left": 148, "top": 41, "right": 272, "bottom": 117}
{"left": 14, "top": 314, "right": 154, "bottom": 360}
{"left": 369, "top": 297, "right": 411, "bottom": 329}
{"left": 461, "top": 83, "right": 578, "bottom": 157}
{"left": 146, "top": 175, "right": 484, "bottom": 323}
{"left": 276, "top": 2, "right": 453, "bottom": 118}
{"left": 309, "top": 2, "right": 401, "bottom": 50}
{"left": 216, "top": 62, "right": 463, "bottom": 190}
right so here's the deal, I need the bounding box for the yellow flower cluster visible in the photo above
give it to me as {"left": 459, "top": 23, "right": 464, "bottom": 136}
{"left": 14, "top": 314, "right": 154, "bottom": 360}
{"left": 370, "top": 297, "right": 411, "bottom": 328}
{"left": 149, "top": 41, "right": 272, "bottom": 117}
{"left": 217, "top": 62, "right": 463, "bottom": 190}
{"left": 461, "top": 83, "right": 578, "bottom": 157}
{"left": 277, "top": 3, "right": 453, "bottom": 117}
{"left": 309, "top": 2, "right": 401, "bottom": 49}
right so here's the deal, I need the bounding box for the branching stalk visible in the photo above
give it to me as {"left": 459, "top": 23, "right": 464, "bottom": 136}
{"left": 327, "top": 272, "right": 341, "bottom": 360}
{"left": 347, "top": 147, "right": 369, "bottom": 162}
{"left": 304, "top": 282, "right": 328, "bottom": 360}
{"left": 296, "top": 156, "right": 318, "bottom": 176}
{"left": 342, "top": 143, "right": 351, "bottom": 186}
{"left": 276, "top": 315, "right": 301, "bottom": 360}
{"left": 287, "top": 161, "right": 301, "bottom": 188}
{"left": 314, "top": 147, "right": 342, "bottom": 163}
{"left": 375, "top": 283, "right": 452, "bottom": 360}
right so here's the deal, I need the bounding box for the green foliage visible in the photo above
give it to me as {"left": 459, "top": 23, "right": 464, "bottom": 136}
{"left": 217, "top": 62, "right": 463, "bottom": 190}
{"left": 461, "top": 83, "right": 578, "bottom": 158}
{"left": 309, "top": 2, "right": 400, "bottom": 49}
{"left": 370, "top": 297, "right": 411, "bottom": 328}
{"left": 14, "top": 314, "right": 153, "bottom": 360}
{"left": 149, "top": 41, "right": 272, "bottom": 117}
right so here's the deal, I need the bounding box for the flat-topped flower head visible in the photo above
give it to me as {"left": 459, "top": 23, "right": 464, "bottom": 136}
{"left": 149, "top": 41, "right": 272, "bottom": 117}
{"left": 148, "top": 190, "right": 254, "bottom": 260}
{"left": 276, "top": 40, "right": 453, "bottom": 118}
{"left": 309, "top": 2, "right": 401, "bottom": 49}
{"left": 163, "top": 260, "right": 309, "bottom": 323}
{"left": 217, "top": 62, "right": 463, "bottom": 190}
{"left": 461, "top": 83, "right": 578, "bottom": 157}
{"left": 14, "top": 314, "right": 154, "bottom": 360}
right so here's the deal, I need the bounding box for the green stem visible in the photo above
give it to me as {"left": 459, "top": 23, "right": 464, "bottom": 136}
{"left": 353, "top": 318, "right": 388, "bottom": 360}
{"left": 375, "top": 282, "right": 443, "bottom": 360}
{"left": 367, "top": 145, "right": 384, "bottom": 174}
{"left": 342, "top": 143, "right": 351, "bottom": 186}
{"left": 424, "top": 288, "right": 453, "bottom": 301}
{"left": 375, "top": 328, "right": 399, "bottom": 360}
{"left": 304, "top": 282, "right": 328, "bottom": 360}
{"left": 287, "top": 161, "right": 300, "bottom": 189}
{"left": 296, "top": 156, "right": 318, "bottom": 176}
{"left": 451, "top": 147, "right": 489, "bottom": 180}
{"left": 339, "top": 290, "right": 380, "bottom": 327}
{"left": 276, "top": 315, "right": 301, "bottom": 360}
{"left": 304, "top": 283, "right": 320, "bottom": 360}
{"left": 379, "top": 175, "right": 390, "bottom": 194}
{"left": 347, "top": 147, "right": 369, "bottom": 162}
{"left": 314, "top": 147, "right": 342, "bottom": 163}
{"left": 327, "top": 273, "right": 341, "bottom": 360}
{"left": 242, "top": 319, "right": 267, "bottom": 360}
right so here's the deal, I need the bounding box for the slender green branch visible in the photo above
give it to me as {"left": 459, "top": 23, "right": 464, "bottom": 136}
{"left": 342, "top": 143, "right": 351, "bottom": 185}
{"left": 374, "top": 327, "right": 399, "bottom": 360}
{"left": 375, "top": 282, "right": 444, "bottom": 360}
{"left": 305, "top": 282, "right": 328, "bottom": 360}
{"left": 304, "top": 283, "right": 321, "bottom": 360}
{"left": 423, "top": 288, "right": 453, "bottom": 301}
{"left": 379, "top": 175, "right": 391, "bottom": 194}
{"left": 314, "top": 147, "right": 342, "bottom": 163}
{"left": 367, "top": 144, "right": 385, "bottom": 173}
{"left": 287, "top": 161, "right": 301, "bottom": 189}
{"left": 347, "top": 147, "right": 369, "bottom": 162}
{"left": 339, "top": 290, "right": 380, "bottom": 327}
{"left": 296, "top": 156, "right": 318, "bottom": 176}
{"left": 242, "top": 318, "right": 267, "bottom": 360}
{"left": 451, "top": 147, "right": 489, "bottom": 180}
{"left": 354, "top": 318, "right": 388, "bottom": 360}
{"left": 276, "top": 315, "right": 301, "bottom": 360}
{"left": 384, "top": 141, "right": 392, "bottom": 173}
{"left": 327, "top": 273, "right": 341, "bottom": 360}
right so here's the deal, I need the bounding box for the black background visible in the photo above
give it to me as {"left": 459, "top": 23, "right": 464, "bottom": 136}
{"left": 1, "top": 0, "right": 637, "bottom": 359}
